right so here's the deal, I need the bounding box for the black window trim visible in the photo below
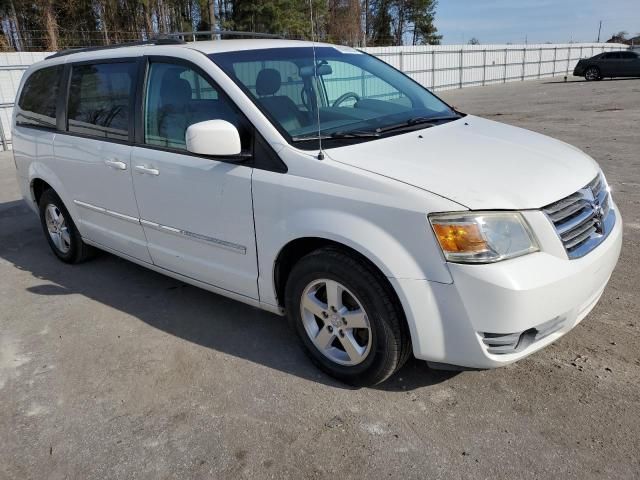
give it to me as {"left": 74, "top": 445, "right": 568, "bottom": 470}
{"left": 62, "top": 56, "right": 139, "bottom": 144}
{"left": 15, "top": 64, "right": 64, "bottom": 132}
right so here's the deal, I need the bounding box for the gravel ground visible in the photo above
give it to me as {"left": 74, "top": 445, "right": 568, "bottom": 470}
{"left": 1, "top": 76, "right": 639, "bottom": 479}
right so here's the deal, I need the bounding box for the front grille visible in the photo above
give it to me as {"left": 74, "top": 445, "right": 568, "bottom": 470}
{"left": 480, "top": 316, "right": 566, "bottom": 355}
{"left": 543, "top": 173, "right": 614, "bottom": 259}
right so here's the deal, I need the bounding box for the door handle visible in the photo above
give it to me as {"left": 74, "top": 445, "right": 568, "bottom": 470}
{"left": 104, "top": 159, "right": 127, "bottom": 170}
{"left": 134, "top": 165, "right": 160, "bottom": 176}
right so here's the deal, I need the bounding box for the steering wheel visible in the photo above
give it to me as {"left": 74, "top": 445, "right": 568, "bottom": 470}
{"left": 332, "top": 92, "right": 361, "bottom": 108}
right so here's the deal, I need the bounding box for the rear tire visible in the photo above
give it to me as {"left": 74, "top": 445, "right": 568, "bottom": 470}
{"left": 285, "top": 247, "right": 411, "bottom": 386}
{"left": 38, "top": 189, "right": 96, "bottom": 264}
{"left": 585, "top": 66, "right": 601, "bottom": 81}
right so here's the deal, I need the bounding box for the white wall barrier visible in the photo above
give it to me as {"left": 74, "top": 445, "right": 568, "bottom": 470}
{"left": 362, "top": 43, "right": 628, "bottom": 92}
{"left": 0, "top": 43, "right": 628, "bottom": 150}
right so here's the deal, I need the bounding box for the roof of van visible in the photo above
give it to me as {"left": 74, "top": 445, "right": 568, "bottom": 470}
{"left": 186, "top": 39, "right": 330, "bottom": 53}
{"left": 45, "top": 39, "right": 350, "bottom": 63}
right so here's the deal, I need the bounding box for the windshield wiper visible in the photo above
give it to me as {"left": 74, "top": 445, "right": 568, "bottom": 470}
{"left": 330, "top": 130, "right": 380, "bottom": 138}
{"left": 375, "top": 115, "right": 460, "bottom": 134}
{"left": 290, "top": 115, "right": 459, "bottom": 142}
{"left": 291, "top": 130, "right": 380, "bottom": 141}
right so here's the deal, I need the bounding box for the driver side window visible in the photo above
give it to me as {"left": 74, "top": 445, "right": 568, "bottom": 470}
{"left": 144, "top": 62, "right": 245, "bottom": 150}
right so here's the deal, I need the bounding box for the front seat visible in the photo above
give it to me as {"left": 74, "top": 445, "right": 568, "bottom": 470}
{"left": 255, "top": 68, "right": 308, "bottom": 132}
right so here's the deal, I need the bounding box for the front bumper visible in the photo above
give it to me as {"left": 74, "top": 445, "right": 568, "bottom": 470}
{"left": 391, "top": 205, "right": 623, "bottom": 369}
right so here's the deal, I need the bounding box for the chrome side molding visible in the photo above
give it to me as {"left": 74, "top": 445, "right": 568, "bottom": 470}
{"left": 74, "top": 200, "right": 246, "bottom": 254}
{"left": 140, "top": 220, "right": 247, "bottom": 254}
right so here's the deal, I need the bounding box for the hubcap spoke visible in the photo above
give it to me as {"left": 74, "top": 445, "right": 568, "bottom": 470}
{"left": 314, "top": 325, "right": 336, "bottom": 350}
{"left": 302, "top": 290, "right": 327, "bottom": 319}
{"left": 60, "top": 228, "right": 71, "bottom": 247}
{"left": 338, "top": 331, "right": 365, "bottom": 362}
{"left": 52, "top": 232, "right": 62, "bottom": 250}
{"left": 339, "top": 307, "right": 368, "bottom": 329}
{"left": 324, "top": 279, "right": 344, "bottom": 311}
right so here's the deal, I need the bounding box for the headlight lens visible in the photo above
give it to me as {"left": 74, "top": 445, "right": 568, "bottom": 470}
{"left": 429, "top": 212, "right": 538, "bottom": 263}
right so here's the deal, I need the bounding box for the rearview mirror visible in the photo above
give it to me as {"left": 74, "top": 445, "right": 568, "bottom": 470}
{"left": 185, "top": 120, "right": 241, "bottom": 156}
{"left": 299, "top": 64, "right": 333, "bottom": 77}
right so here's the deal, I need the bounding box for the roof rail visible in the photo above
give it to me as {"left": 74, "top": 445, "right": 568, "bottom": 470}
{"left": 46, "top": 38, "right": 185, "bottom": 59}
{"left": 167, "top": 30, "right": 284, "bottom": 40}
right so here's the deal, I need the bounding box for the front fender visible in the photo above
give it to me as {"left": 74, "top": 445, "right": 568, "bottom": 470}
{"left": 252, "top": 157, "right": 461, "bottom": 307}
{"left": 273, "top": 207, "right": 426, "bottom": 279}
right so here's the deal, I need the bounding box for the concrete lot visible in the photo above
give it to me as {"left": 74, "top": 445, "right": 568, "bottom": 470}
{"left": 1, "top": 77, "right": 639, "bottom": 479}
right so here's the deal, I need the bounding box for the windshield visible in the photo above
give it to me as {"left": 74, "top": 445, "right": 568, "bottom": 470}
{"left": 209, "top": 46, "right": 459, "bottom": 148}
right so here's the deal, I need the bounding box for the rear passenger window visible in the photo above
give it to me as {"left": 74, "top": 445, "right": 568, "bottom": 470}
{"left": 67, "top": 62, "right": 136, "bottom": 141}
{"left": 16, "top": 66, "right": 62, "bottom": 129}
{"left": 144, "top": 62, "right": 247, "bottom": 151}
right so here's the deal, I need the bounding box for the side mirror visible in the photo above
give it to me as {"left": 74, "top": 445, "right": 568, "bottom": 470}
{"left": 185, "top": 120, "right": 241, "bottom": 156}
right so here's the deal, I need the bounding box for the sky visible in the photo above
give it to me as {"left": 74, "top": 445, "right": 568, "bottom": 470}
{"left": 435, "top": 0, "right": 640, "bottom": 45}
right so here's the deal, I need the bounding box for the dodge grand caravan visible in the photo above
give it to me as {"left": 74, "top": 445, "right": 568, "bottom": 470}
{"left": 12, "top": 39, "right": 622, "bottom": 386}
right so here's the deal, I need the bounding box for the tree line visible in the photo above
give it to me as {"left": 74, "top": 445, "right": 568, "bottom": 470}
{"left": 0, "top": 0, "right": 442, "bottom": 51}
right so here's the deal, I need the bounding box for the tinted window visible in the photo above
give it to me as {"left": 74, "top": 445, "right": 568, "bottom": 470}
{"left": 16, "top": 66, "right": 62, "bottom": 129}
{"left": 144, "top": 62, "right": 248, "bottom": 151}
{"left": 620, "top": 52, "right": 638, "bottom": 59}
{"left": 604, "top": 52, "right": 621, "bottom": 59}
{"left": 68, "top": 62, "right": 136, "bottom": 140}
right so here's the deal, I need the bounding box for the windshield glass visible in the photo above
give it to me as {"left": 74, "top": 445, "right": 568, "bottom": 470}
{"left": 209, "top": 46, "right": 458, "bottom": 147}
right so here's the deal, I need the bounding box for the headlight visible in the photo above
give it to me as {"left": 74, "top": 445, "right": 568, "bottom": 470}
{"left": 429, "top": 212, "right": 538, "bottom": 263}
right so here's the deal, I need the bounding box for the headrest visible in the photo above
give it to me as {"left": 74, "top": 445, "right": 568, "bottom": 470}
{"left": 256, "top": 68, "right": 281, "bottom": 96}
{"left": 160, "top": 68, "right": 192, "bottom": 105}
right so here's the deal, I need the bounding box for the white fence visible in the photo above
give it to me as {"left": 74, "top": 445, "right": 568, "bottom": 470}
{"left": 0, "top": 43, "right": 629, "bottom": 151}
{"left": 0, "top": 52, "right": 51, "bottom": 151}
{"left": 361, "top": 43, "right": 628, "bottom": 91}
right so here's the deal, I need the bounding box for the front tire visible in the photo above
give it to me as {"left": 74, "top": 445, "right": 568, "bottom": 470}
{"left": 38, "top": 189, "right": 96, "bottom": 263}
{"left": 585, "top": 66, "right": 601, "bottom": 81}
{"left": 285, "top": 247, "right": 411, "bottom": 386}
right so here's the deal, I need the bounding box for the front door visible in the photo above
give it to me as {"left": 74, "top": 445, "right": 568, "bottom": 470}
{"left": 619, "top": 51, "right": 640, "bottom": 76}
{"left": 130, "top": 59, "right": 259, "bottom": 299}
{"left": 600, "top": 52, "right": 623, "bottom": 77}
{"left": 54, "top": 60, "right": 151, "bottom": 262}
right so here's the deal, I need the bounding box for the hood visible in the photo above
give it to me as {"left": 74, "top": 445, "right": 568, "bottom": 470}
{"left": 325, "top": 115, "right": 599, "bottom": 210}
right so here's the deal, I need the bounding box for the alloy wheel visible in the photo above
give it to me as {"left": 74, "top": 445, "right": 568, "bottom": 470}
{"left": 45, "top": 204, "right": 71, "bottom": 254}
{"left": 300, "top": 279, "right": 372, "bottom": 366}
{"left": 585, "top": 67, "right": 599, "bottom": 81}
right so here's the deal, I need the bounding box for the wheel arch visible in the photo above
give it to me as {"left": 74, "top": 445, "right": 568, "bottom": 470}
{"left": 31, "top": 177, "right": 52, "bottom": 205}
{"left": 27, "top": 162, "right": 81, "bottom": 224}
{"left": 273, "top": 237, "right": 403, "bottom": 314}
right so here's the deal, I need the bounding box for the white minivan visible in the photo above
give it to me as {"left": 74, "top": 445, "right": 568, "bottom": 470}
{"left": 12, "top": 39, "right": 622, "bottom": 386}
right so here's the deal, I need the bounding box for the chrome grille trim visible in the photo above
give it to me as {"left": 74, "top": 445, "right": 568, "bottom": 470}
{"left": 542, "top": 172, "right": 615, "bottom": 259}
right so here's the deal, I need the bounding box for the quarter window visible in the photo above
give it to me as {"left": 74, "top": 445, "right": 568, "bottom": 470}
{"left": 16, "top": 66, "right": 62, "bottom": 129}
{"left": 67, "top": 62, "right": 137, "bottom": 141}
{"left": 144, "top": 62, "right": 247, "bottom": 151}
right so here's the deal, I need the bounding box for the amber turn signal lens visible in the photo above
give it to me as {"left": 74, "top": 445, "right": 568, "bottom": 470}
{"left": 432, "top": 223, "right": 488, "bottom": 253}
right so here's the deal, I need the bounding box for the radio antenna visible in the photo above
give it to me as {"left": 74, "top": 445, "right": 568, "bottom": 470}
{"left": 308, "top": 0, "right": 324, "bottom": 160}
